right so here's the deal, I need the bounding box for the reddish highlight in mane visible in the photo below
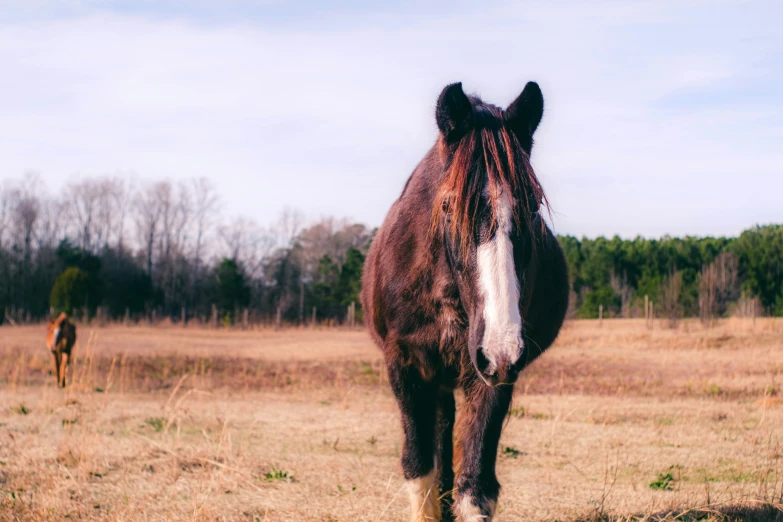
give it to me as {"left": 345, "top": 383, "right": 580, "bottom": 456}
{"left": 431, "top": 105, "right": 549, "bottom": 259}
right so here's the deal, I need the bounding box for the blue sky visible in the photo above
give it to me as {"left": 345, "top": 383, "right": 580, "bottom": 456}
{"left": 1, "top": 0, "right": 781, "bottom": 238}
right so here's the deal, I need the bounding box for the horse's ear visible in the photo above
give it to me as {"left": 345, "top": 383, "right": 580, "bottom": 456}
{"left": 504, "top": 81, "right": 544, "bottom": 153}
{"left": 436, "top": 82, "right": 473, "bottom": 143}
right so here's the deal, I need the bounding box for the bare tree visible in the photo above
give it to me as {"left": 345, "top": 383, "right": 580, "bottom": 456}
{"left": 7, "top": 173, "right": 43, "bottom": 315}
{"left": 662, "top": 269, "right": 682, "bottom": 328}
{"left": 95, "top": 175, "right": 133, "bottom": 252}
{"left": 0, "top": 181, "right": 11, "bottom": 250}
{"left": 135, "top": 182, "right": 164, "bottom": 275}
{"left": 274, "top": 206, "right": 305, "bottom": 249}
{"left": 699, "top": 252, "right": 740, "bottom": 325}
{"left": 12, "top": 173, "right": 43, "bottom": 261}
{"left": 219, "top": 216, "right": 275, "bottom": 278}
{"left": 156, "top": 181, "right": 191, "bottom": 263}
{"left": 609, "top": 268, "right": 632, "bottom": 318}
{"left": 37, "top": 196, "right": 67, "bottom": 250}
{"left": 66, "top": 178, "right": 102, "bottom": 253}
{"left": 191, "top": 177, "right": 220, "bottom": 277}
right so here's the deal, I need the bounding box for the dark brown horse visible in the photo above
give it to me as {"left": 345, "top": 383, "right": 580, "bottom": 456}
{"left": 361, "top": 81, "right": 568, "bottom": 521}
{"left": 46, "top": 313, "right": 77, "bottom": 388}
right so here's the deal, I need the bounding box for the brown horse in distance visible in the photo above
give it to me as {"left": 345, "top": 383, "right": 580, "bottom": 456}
{"left": 46, "top": 313, "right": 77, "bottom": 388}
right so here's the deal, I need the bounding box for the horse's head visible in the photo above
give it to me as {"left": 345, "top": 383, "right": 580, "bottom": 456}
{"left": 432, "top": 81, "right": 546, "bottom": 387}
{"left": 46, "top": 313, "right": 67, "bottom": 350}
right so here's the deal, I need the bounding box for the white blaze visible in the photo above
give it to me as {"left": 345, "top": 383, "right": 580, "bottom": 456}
{"left": 476, "top": 190, "right": 523, "bottom": 370}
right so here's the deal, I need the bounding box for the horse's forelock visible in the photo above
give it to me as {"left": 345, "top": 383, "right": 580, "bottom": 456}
{"left": 432, "top": 103, "right": 549, "bottom": 260}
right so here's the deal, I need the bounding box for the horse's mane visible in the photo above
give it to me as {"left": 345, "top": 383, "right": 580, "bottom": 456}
{"left": 431, "top": 102, "right": 549, "bottom": 259}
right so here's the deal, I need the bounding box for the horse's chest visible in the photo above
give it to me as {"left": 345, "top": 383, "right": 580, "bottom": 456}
{"left": 436, "top": 301, "right": 466, "bottom": 370}
{"left": 437, "top": 305, "right": 462, "bottom": 343}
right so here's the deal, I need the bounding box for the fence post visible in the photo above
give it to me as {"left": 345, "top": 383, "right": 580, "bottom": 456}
{"left": 125, "top": 308, "right": 130, "bottom": 326}
{"left": 312, "top": 306, "right": 316, "bottom": 328}
{"left": 211, "top": 304, "right": 218, "bottom": 328}
{"left": 243, "top": 308, "right": 249, "bottom": 330}
{"left": 644, "top": 295, "right": 649, "bottom": 326}
{"left": 181, "top": 307, "right": 186, "bottom": 328}
{"left": 599, "top": 304, "right": 603, "bottom": 327}
{"left": 650, "top": 301, "right": 654, "bottom": 329}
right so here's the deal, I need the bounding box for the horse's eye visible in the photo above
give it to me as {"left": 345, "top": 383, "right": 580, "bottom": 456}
{"left": 441, "top": 199, "right": 451, "bottom": 214}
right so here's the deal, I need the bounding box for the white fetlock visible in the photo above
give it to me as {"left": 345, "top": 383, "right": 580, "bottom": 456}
{"left": 407, "top": 469, "right": 442, "bottom": 521}
{"left": 454, "top": 495, "right": 495, "bottom": 522}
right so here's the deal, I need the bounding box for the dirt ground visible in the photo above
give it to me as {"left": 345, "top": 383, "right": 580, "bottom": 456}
{"left": 1, "top": 319, "right": 783, "bottom": 521}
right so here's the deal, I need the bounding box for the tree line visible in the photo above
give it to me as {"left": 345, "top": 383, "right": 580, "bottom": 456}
{"left": 560, "top": 226, "right": 783, "bottom": 322}
{"left": 0, "top": 173, "right": 370, "bottom": 326}
{"left": 1, "top": 172, "right": 781, "bottom": 326}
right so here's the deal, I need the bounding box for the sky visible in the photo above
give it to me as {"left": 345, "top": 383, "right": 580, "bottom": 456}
{"left": 0, "top": 0, "right": 781, "bottom": 238}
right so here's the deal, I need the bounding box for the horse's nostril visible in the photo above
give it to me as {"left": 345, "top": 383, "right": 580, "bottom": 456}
{"left": 475, "top": 347, "right": 491, "bottom": 375}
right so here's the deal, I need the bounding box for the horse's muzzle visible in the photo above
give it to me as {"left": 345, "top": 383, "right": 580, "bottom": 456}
{"left": 474, "top": 345, "right": 524, "bottom": 387}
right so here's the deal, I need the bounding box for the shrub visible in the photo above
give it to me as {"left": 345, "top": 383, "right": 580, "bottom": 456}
{"left": 50, "top": 267, "right": 96, "bottom": 316}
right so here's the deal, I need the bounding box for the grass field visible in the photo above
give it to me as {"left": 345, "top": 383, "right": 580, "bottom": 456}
{"left": 1, "top": 319, "right": 783, "bottom": 521}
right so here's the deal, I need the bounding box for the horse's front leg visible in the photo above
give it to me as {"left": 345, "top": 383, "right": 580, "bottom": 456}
{"left": 387, "top": 356, "right": 441, "bottom": 522}
{"left": 60, "top": 352, "right": 70, "bottom": 388}
{"left": 436, "top": 388, "right": 456, "bottom": 521}
{"left": 454, "top": 383, "right": 513, "bottom": 522}
{"left": 52, "top": 351, "right": 62, "bottom": 388}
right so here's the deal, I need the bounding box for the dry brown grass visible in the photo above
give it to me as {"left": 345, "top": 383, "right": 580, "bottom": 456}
{"left": 1, "top": 319, "right": 782, "bottom": 521}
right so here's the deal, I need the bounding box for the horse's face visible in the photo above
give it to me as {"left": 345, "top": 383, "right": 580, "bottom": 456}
{"left": 46, "top": 320, "right": 61, "bottom": 350}
{"left": 435, "top": 82, "right": 544, "bottom": 387}
{"left": 46, "top": 313, "right": 68, "bottom": 350}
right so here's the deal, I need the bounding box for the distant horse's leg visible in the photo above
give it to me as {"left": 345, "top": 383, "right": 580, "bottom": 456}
{"left": 61, "top": 352, "right": 70, "bottom": 388}
{"left": 454, "top": 384, "right": 513, "bottom": 521}
{"left": 52, "top": 351, "right": 62, "bottom": 388}
{"left": 436, "top": 388, "right": 456, "bottom": 521}
{"left": 387, "top": 357, "right": 440, "bottom": 522}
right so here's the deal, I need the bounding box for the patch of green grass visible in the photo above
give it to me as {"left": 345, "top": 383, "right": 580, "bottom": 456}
{"left": 366, "top": 435, "right": 377, "bottom": 446}
{"left": 531, "top": 412, "right": 552, "bottom": 420}
{"left": 730, "top": 471, "right": 757, "bottom": 483}
{"left": 650, "top": 465, "right": 683, "bottom": 490}
{"left": 649, "top": 472, "right": 675, "bottom": 490}
{"left": 337, "top": 485, "right": 356, "bottom": 494}
{"left": 144, "top": 417, "right": 165, "bottom": 432}
{"left": 509, "top": 406, "right": 526, "bottom": 418}
{"left": 263, "top": 466, "right": 294, "bottom": 483}
{"left": 11, "top": 404, "right": 29, "bottom": 415}
{"left": 705, "top": 383, "right": 722, "bottom": 397}
{"left": 655, "top": 417, "right": 674, "bottom": 426}
{"left": 502, "top": 446, "right": 524, "bottom": 459}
